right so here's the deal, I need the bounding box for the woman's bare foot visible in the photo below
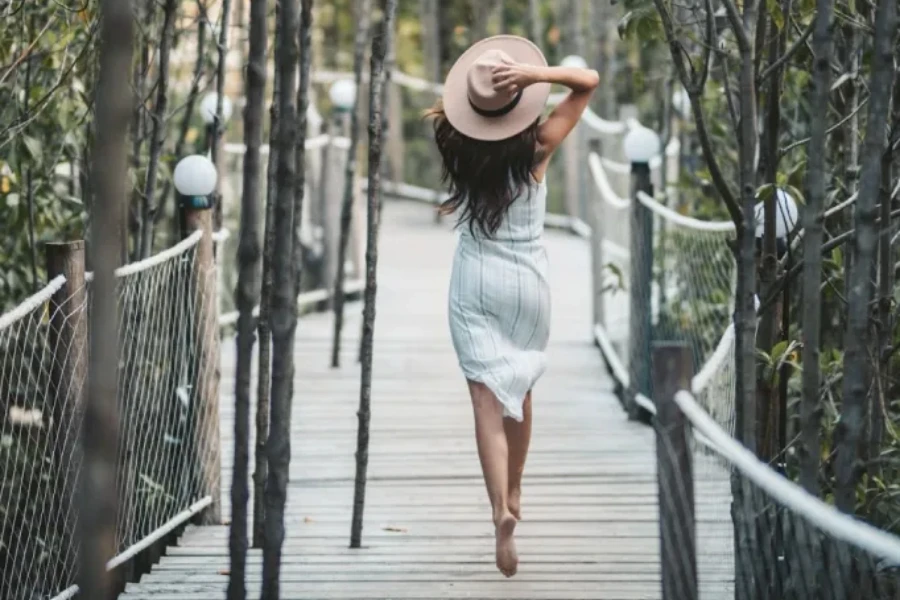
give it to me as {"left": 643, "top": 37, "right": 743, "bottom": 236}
{"left": 508, "top": 485, "right": 522, "bottom": 520}
{"left": 494, "top": 511, "right": 519, "bottom": 577}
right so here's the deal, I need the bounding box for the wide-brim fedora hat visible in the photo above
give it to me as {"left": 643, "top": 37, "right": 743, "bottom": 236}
{"left": 443, "top": 35, "right": 551, "bottom": 142}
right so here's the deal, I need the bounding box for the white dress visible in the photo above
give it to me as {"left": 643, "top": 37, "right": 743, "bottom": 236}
{"left": 448, "top": 179, "right": 551, "bottom": 422}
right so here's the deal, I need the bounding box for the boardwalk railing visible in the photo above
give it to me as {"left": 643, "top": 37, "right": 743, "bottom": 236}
{"left": 589, "top": 144, "right": 900, "bottom": 597}
{"left": 0, "top": 231, "right": 220, "bottom": 600}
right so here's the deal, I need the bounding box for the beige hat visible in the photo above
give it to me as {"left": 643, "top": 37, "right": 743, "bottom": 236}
{"left": 443, "top": 35, "right": 551, "bottom": 142}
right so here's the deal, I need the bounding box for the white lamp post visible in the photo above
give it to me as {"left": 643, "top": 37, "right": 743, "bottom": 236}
{"left": 672, "top": 87, "right": 691, "bottom": 120}
{"left": 329, "top": 79, "right": 357, "bottom": 113}
{"left": 623, "top": 125, "right": 662, "bottom": 422}
{"left": 754, "top": 188, "right": 798, "bottom": 239}
{"left": 623, "top": 126, "right": 662, "bottom": 165}
{"left": 174, "top": 154, "right": 218, "bottom": 210}
{"left": 560, "top": 55, "right": 589, "bottom": 69}
{"left": 199, "top": 93, "right": 233, "bottom": 156}
{"left": 200, "top": 93, "right": 233, "bottom": 125}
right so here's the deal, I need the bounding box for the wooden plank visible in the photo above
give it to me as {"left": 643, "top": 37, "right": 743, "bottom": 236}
{"left": 118, "top": 202, "right": 733, "bottom": 600}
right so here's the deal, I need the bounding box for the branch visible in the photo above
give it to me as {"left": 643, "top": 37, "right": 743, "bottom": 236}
{"left": 652, "top": 0, "right": 743, "bottom": 224}
{"left": 758, "top": 17, "right": 815, "bottom": 83}
{"left": 760, "top": 207, "right": 900, "bottom": 311}
{"left": 780, "top": 96, "right": 869, "bottom": 155}
{"left": 721, "top": 0, "right": 751, "bottom": 52}
{"left": 699, "top": 0, "right": 715, "bottom": 89}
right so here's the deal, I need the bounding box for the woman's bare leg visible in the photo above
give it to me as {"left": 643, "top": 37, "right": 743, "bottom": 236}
{"left": 467, "top": 380, "right": 518, "bottom": 577}
{"left": 504, "top": 391, "right": 532, "bottom": 520}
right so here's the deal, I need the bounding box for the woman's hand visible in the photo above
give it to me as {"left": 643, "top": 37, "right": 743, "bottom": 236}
{"left": 491, "top": 62, "right": 540, "bottom": 96}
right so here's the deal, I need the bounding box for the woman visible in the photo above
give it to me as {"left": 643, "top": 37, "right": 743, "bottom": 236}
{"left": 430, "top": 36, "right": 598, "bottom": 578}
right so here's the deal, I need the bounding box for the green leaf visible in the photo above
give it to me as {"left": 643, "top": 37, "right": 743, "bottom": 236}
{"left": 22, "top": 136, "right": 42, "bottom": 161}
{"left": 756, "top": 183, "right": 776, "bottom": 201}
{"left": 766, "top": 0, "right": 786, "bottom": 30}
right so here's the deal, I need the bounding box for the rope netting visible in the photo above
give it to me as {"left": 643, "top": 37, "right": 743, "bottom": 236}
{"left": 591, "top": 136, "right": 900, "bottom": 597}
{"left": 0, "top": 231, "right": 219, "bottom": 600}
{"left": 666, "top": 389, "right": 900, "bottom": 600}
{"left": 0, "top": 278, "right": 86, "bottom": 600}
{"left": 590, "top": 153, "right": 736, "bottom": 418}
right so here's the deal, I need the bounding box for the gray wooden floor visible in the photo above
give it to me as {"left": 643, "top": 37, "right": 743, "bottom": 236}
{"left": 120, "top": 201, "right": 733, "bottom": 600}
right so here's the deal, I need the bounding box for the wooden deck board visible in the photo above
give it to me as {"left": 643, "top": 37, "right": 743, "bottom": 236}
{"left": 119, "top": 201, "right": 733, "bottom": 600}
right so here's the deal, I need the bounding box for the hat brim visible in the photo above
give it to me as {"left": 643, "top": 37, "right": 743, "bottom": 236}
{"left": 443, "top": 35, "right": 551, "bottom": 142}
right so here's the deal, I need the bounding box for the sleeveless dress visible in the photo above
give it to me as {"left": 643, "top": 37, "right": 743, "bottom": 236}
{"left": 448, "top": 179, "right": 551, "bottom": 422}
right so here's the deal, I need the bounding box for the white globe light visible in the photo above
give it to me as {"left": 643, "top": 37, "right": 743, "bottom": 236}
{"left": 329, "top": 79, "right": 357, "bottom": 111}
{"left": 173, "top": 155, "right": 218, "bottom": 197}
{"left": 622, "top": 126, "right": 661, "bottom": 164}
{"left": 754, "top": 188, "right": 799, "bottom": 239}
{"left": 200, "top": 93, "right": 233, "bottom": 124}
{"left": 560, "top": 55, "right": 589, "bottom": 69}
{"left": 672, "top": 87, "right": 691, "bottom": 119}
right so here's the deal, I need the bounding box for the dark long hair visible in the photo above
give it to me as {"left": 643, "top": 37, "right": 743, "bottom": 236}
{"left": 428, "top": 102, "right": 543, "bottom": 237}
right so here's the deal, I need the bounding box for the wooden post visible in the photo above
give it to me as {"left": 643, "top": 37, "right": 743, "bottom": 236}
{"left": 46, "top": 241, "right": 88, "bottom": 584}
{"left": 587, "top": 138, "right": 605, "bottom": 329}
{"left": 183, "top": 205, "right": 221, "bottom": 524}
{"left": 651, "top": 342, "right": 696, "bottom": 600}
{"left": 626, "top": 162, "right": 654, "bottom": 421}
{"left": 562, "top": 124, "right": 581, "bottom": 219}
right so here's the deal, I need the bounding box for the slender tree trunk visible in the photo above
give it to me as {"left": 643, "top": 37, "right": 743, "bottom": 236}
{"left": 139, "top": 0, "right": 177, "bottom": 258}
{"left": 254, "top": 46, "right": 279, "bottom": 550}
{"left": 350, "top": 0, "right": 397, "bottom": 550}
{"left": 872, "top": 130, "right": 893, "bottom": 486}
{"left": 472, "top": 0, "right": 502, "bottom": 41}
{"left": 755, "top": 0, "right": 794, "bottom": 466}
{"left": 212, "top": 0, "right": 233, "bottom": 232}
{"left": 527, "top": 0, "right": 543, "bottom": 49}
{"left": 262, "top": 0, "right": 300, "bottom": 595}
{"left": 835, "top": 0, "right": 897, "bottom": 514}
{"left": 799, "top": 0, "right": 835, "bottom": 497}
{"left": 228, "top": 0, "right": 267, "bottom": 597}
{"left": 563, "top": 0, "right": 586, "bottom": 58}
{"left": 79, "top": 0, "right": 132, "bottom": 598}
{"left": 332, "top": 0, "right": 372, "bottom": 369}
{"left": 129, "top": 0, "right": 151, "bottom": 262}
{"left": 163, "top": 6, "right": 208, "bottom": 245}
{"left": 733, "top": 0, "right": 760, "bottom": 454}
{"left": 292, "top": 1, "right": 314, "bottom": 288}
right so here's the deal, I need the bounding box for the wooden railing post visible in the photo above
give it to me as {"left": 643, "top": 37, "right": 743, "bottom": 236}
{"left": 626, "top": 162, "right": 654, "bottom": 421}
{"left": 587, "top": 138, "right": 606, "bottom": 329}
{"left": 45, "top": 241, "right": 88, "bottom": 583}
{"left": 182, "top": 204, "right": 221, "bottom": 524}
{"left": 652, "top": 342, "right": 696, "bottom": 600}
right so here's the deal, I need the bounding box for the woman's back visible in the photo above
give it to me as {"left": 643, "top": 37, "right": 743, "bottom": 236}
{"left": 460, "top": 179, "right": 547, "bottom": 244}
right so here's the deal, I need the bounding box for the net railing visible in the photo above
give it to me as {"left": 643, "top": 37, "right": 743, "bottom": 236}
{"left": 0, "top": 230, "right": 219, "bottom": 600}
{"left": 657, "top": 384, "right": 900, "bottom": 600}
{"left": 589, "top": 153, "right": 736, "bottom": 418}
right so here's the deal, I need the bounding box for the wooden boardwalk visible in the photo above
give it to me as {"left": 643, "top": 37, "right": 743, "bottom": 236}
{"left": 120, "top": 201, "right": 730, "bottom": 600}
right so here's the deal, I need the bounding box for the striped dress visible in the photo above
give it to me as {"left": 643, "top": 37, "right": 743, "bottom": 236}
{"left": 448, "top": 179, "right": 551, "bottom": 422}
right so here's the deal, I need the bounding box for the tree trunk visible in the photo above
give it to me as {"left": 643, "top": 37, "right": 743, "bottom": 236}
{"left": 754, "top": 0, "right": 791, "bottom": 465}
{"left": 350, "top": 0, "right": 397, "bottom": 550}
{"left": 563, "top": 0, "right": 585, "bottom": 58}
{"left": 163, "top": 8, "right": 208, "bottom": 245}
{"left": 799, "top": 0, "right": 835, "bottom": 497}
{"left": 730, "top": 3, "right": 761, "bottom": 597}
{"left": 292, "top": 0, "right": 313, "bottom": 289}
{"left": 139, "top": 0, "right": 177, "bottom": 259}
{"left": 472, "top": 0, "right": 502, "bottom": 41}
{"left": 733, "top": 0, "right": 760, "bottom": 455}
{"left": 834, "top": 0, "right": 897, "bottom": 514}
{"left": 254, "top": 36, "right": 280, "bottom": 549}
{"left": 228, "top": 0, "right": 267, "bottom": 597}
{"left": 527, "top": 0, "right": 543, "bottom": 49}
{"left": 332, "top": 0, "right": 372, "bottom": 369}
{"left": 262, "top": 0, "right": 300, "bottom": 595}
{"left": 212, "top": 0, "right": 233, "bottom": 232}
{"left": 129, "top": 0, "right": 152, "bottom": 262}
{"left": 79, "top": 0, "right": 133, "bottom": 597}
